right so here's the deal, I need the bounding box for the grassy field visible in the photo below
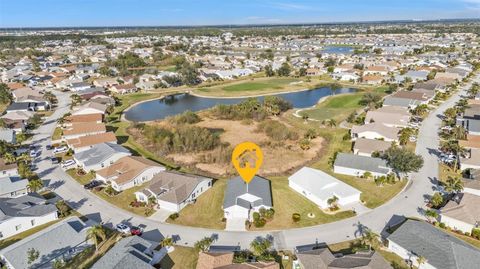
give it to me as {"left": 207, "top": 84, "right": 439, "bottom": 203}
{"left": 159, "top": 246, "right": 199, "bottom": 269}
{"left": 300, "top": 92, "right": 364, "bottom": 122}
{"left": 194, "top": 75, "right": 356, "bottom": 97}
{"left": 66, "top": 168, "right": 95, "bottom": 185}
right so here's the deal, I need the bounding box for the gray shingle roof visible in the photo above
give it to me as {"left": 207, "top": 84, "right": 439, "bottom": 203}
{"left": 387, "top": 220, "right": 480, "bottom": 269}
{"left": 383, "top": 97, "right": 421, "bottom": 108}
{"left": 223, "top": 176, "right": 272, "bottom": 209}
{"left": 0, "top": 216, "right": 90, "bottom": 269}
{"left": 74, "top": 142, "right": 131, "bottom": 168}
{"left": 334, "top": 153, "right": 390, "bottom": 174}
{"left": 0, "top": 176, "right": 28, "bottom": 196}
{"left": 0, "top": 193, "right": 57, "bottom": 221}
{"left": 90, "top": 236, "right": 155, "bottom": 269}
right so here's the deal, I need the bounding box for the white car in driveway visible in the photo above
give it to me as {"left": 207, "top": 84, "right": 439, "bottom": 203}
{"left": 61, "top": 159, "right": 76, "bottom": 169}
{"left": 116, "top": 223, "right": 131, "bottom": 234}
{"left": 53, "top": 146, "right": 68, "bottom": 154}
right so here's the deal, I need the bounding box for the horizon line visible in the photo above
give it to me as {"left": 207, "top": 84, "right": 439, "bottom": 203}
{"left": 1, "top": 17, "right": 479, "bottom": 31}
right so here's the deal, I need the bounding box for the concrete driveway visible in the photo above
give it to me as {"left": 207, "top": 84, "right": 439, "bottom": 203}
{"left": 226, "top": 218, "right": 247, "bottom": 231}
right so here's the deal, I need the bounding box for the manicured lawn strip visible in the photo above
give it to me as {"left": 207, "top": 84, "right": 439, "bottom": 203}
{"left": 66, "top": 168, "right": 95, "bottom": 185}
{"left": 52, "top": 127, "right": 63, "bottom": 140}
{"left": 159, "top": 246, "right": 199, "bottom": 269}
{"left": 93, "top": 184, "right": 154, "bottom": 217}
{"left": 441, "top": 227, "right": 480, "bottom": 249}
{"left": 250, "top": 176, "right": 355, "bottom": 230}
{"left": 0, "top": 102, "right": 8, "bottom": 114}
{"left": 0, "top": 219, "right": 63, "bottom": 249}
{"left": 167, "top": 179, "right": 226, "bottom": 229}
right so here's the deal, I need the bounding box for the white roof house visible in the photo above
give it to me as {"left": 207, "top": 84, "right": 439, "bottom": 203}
{"left": 288, "top": 167, "right": 361, "bottom": 209}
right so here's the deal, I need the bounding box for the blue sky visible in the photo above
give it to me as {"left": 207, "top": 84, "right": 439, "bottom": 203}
{"left": 0, "top": 0, "right": 479, "bottom": 28}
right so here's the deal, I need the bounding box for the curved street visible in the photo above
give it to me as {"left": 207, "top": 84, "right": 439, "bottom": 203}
{"left": 33, "top": 76, "right": 477, "bottom": 249}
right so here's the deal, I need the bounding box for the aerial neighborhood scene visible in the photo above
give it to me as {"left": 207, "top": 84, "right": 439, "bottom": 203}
{"left": 1, "top": 0, "right": 480, "bottom": 268}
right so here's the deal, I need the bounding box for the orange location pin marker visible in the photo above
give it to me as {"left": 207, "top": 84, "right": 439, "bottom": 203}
{"left": 232, "top": 142, "right": 263, "bottom": 183}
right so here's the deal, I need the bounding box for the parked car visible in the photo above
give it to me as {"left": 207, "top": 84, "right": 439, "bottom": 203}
{"left": 130, "top": 226, "right": 143, "bottom": 236}
{"left": 51, "top": 157, "right": 60, "bottom": 164}
{"left": 84, "top": 180, "right": 102, "bottom": 190}
{"left": 29, "top": 149, "right": 41, "bottom": 158}
{"left": 116, "top": 223, "right": 131, "bottom": 234}
{"left": 46, "top": 144, "right": 53, "bottom": 150}
{"left": 53, "top": 146, "right": 68, "bottom": 154}
{"left": 61, "top": 159, "right": 76, "bottom": 169}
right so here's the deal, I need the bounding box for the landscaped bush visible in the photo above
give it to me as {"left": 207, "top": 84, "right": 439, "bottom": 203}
{"left": 256, "top": 120, "right": 298, "bottom": 141}
{"left": 168, "top": 110, "right": 201, "bottom": 124}
{"left": 292, "top": 213, "right": 301, "bottom": 222}
{"left": 169, "top": 213, "right": 179, "bottom": 220}
{"left": 139, "top": 124, "right": 221, "bottom": 154}
{"left": 104, "top": 185, "right": 119, "bottom": 196}
{"left": 472, "top": 228, "right": 480, "bottom": 240}
{"left": 130, "top": 200, "right": 146, "bottom": 208}
{"left": 439, "top": 222, "right": 446, "bottom": 229}
{"left": 254, "top": 218, "right": 266, "bottom": 228}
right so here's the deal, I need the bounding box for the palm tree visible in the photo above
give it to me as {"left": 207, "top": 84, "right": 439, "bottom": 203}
{"left": 3, "top": 152, "right": 16, "bottom": 164}
{"left": 86, "top": 225, "right": 106, "bottom": 251}
{"left": 27, "top": 179, "right": 43, "bottom": 193}
{"left": 416, "top": 255, "right": 427, "bottom": 269}
{"left": 160, "top": 237, "right": 173, "bottom": 248}
{"left": 425, "top": 209, "right": 439, "bottom": 222}
{"left": 451, "top": 126, "right": 467, "bottom": 140}
{"left": 250, "top": 237, "right": 272, "bottom": 257}
{"left": 361, "top": 228, "right": 379, "bottom": 250}
{"left": 327, "top": 195, "right": 339, "bottom": 210}
{"left": 445, "top": 176, "right": 463, "bottom": 194}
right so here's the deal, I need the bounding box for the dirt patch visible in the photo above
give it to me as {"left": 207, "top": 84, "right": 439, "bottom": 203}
{"left": 132, "top": 116, "right": 325, "bottom": 177}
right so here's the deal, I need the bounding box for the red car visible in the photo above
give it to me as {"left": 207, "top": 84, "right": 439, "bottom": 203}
{"left": 130, "top": 227, "right": 143, "bottom": 236}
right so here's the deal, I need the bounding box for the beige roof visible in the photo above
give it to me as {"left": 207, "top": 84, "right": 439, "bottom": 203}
{"left": 391, "top": 91, "right": 430, "bottom": 101}
{"left": 351, "top": 123, "right": 399, "bottom": 141}
{"left": 73, "top": 102, "right": 107, "bottom": 114}
{"left": 353, "top": 138, "right": 393, "bottom": 155}
{"left": 366, "top": 66, "right": 388, "bottom": 72}
{"left": 362, "top": 75, "right": 384, "bottom": 81}
{"left": 459, "top": 135, "right": 480, "bottom": 149}
{"left": 63, "top": 123, "right": 106, "bottom": 136}
{"left": 196, "top": 252, "right": 234, "bottom": 269}
{"left": 144, "top": 171, "right": 210, "bottom": 204}
{"left": 96, "top": 156, "right": 162, "bottom": 185}
{"left": 0, "top": 158, "right": 17, "bottom": 171}
{"left": 67, "top": 132, "right": 116, "bottom": 149}
{"left": 365, "top": 110, "right": 410, "bottom": 127}
{"left": 375, "top": 106, "right": 411, "bottom": 117}
{"left": 65, "top": 113, "right": 103, "bottom": 124}
{"left": 460, "top": 148, "right": 480, "bottom": 167}
{"left": 441, "top": 193, "right": 480, "bottom": 225}
{"left": 13, "top": 87, "right": 43, "bottom": 99}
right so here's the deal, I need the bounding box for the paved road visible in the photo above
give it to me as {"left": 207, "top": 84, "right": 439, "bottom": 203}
{"left": 32, "top": 76, "right": 477, "bottom": 250}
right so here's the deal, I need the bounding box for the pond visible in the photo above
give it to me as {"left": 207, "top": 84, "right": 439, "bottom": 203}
{"left": 322, "top": 46, "right": 354, "bottom": 54}
{"left": 124, "top": 86, "right": 356, "bottom": 122}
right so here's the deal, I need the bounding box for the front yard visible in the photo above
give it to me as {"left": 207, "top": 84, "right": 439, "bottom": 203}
{"left": 159, "top": 246, "right": 199, "bottom": 269}
{"left": 66, "top": 168, "right": 95, "bottom": 185}
{"left": 93, "top": 183, "right": 155, "bottom": 217}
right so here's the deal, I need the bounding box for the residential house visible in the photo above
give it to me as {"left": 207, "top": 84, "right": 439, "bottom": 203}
{"left": 364, "top": 65, "right": 389, "bottom": 76}
{"left": 95, "top": 156, "right": 165, "bottom": 192}
{"left": 66, "top": 132, "right": 117, "bottom": 152}
{"left": 0, "top": 176, "right": 28, "bottom": 198}
{"left": 135, "top": 171, "right": 212, "bottom": 212}
{"left": 362, "top": 74, "right": 384, "bottom": 85}
{"left": 394, "top": 70, "right": 429, "bottom": 83}
{"left": 71, "top": 102, "right": 107, "bottom": 116}
{"left": 0, "top": 129, "right": 16, "bottom": 144}
{"left": 288, "top": 167, "right": 361, "bottom": 209}
{"left": 74, "top": 142, "right": 132, "bottom": 172}
{"left": 365, "top": 110, "right": 410, "bottom": 128}
{"left": 223, "top": 176, "right": 273, "bottom": 220}
{"left": 90, "top": 236, "right": 167, "bottom": 269}
{"left": 353, "top": 138, "right": 393, "bottom": 157}
{"left": 69, "top": 82, "right": 92, "bottom": 92}
{"left": 383, "top": 90, "right": 432, "bottom": 109}
{"left": 333, "top": 153, "right": 392, "bottom": 178}
{"left": 63, "top": 113, "right": 103, "bottom": 127}
{"left": 109, "top": 83, "right": 136, "bottom": 95}
{"left": 459, "top": 148, "right": 480, "bottom": 170}
{"left": 457, "top": 118, "right": 480, "bottom": 136}
{"left": 351, "top": 123, "right": 399, "bottom": 142}
{"left": 387, "top": 219, "right": 480, "bottom": 269}
{"left": 295, "top": 246, "right": 391, "bottom": 269}
{"left": 62, "top": 122, "right": 106, "bottom": 140}
{"left": 0, "top": 193, "right": 58, "bottom": 239}
{"left": 93, "top": 77, "right": 119, "bottom": 88}
{"left": 414, "top": 81, "right": 446, "bottom": 93}
{"left": 0, "top": 159, "right": 18, "bottom": 177}
{"left": 196, "top": 251, "right": 279, "bottom": 269}
{"left": 459, "top": 135, "right": 480, "bottom": 150}
{"left": 0, "top": 216, "right": 91, "bottom": 269}
{"left": 439, "top": 192, "right": 480, "bottom": 234}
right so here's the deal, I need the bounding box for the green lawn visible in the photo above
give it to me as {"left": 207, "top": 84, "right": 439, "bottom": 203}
{"left": 66, "top": 168, "right": 95, "bottom": 185}
{"left": 301, "top": 92, "right": 364, "bottom": 122}
{"left": 159, "top": 246, "right": 199, "bottom": 269}
{"left": 93, "top": 183, "right": 155, "bottom": 217}
{"left": 52, "top": 127, "right": 63, "bottom": 140}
